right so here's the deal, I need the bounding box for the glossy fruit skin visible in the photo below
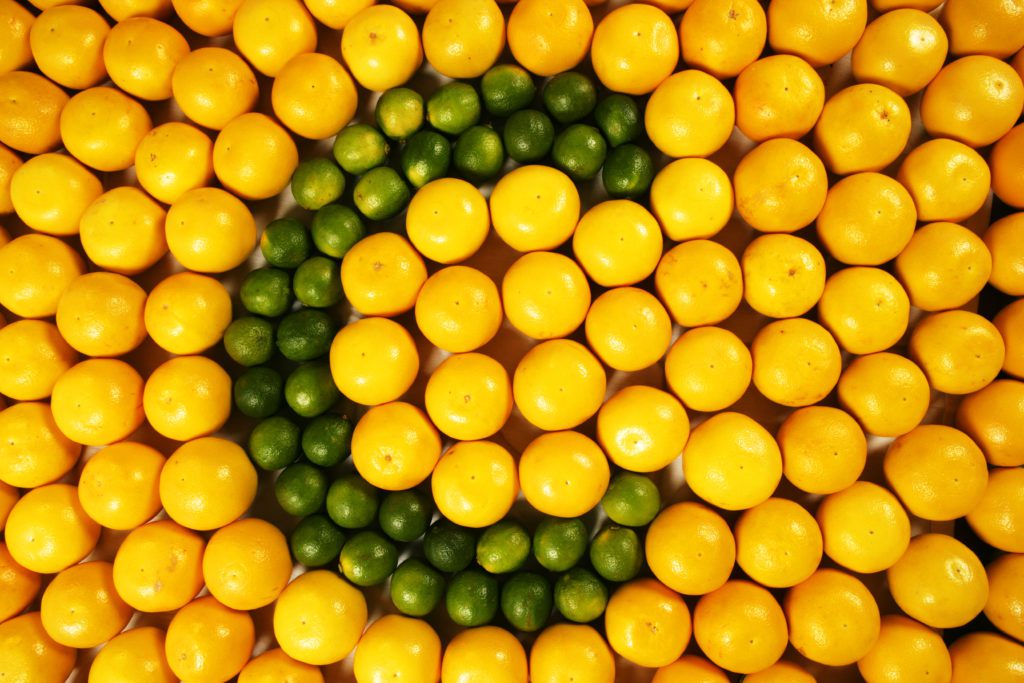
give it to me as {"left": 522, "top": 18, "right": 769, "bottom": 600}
{"left": 202, "top": 518, "right": 292, "bottom": 611}
{"left": 646, "top": 502, "right": 735, "bottom": 596}
{"left": 650, "top": 158, "right": 733, "bottom": 240}
{"left": 441, "top": 625, "right": 528, "bottom": 683}
{"left": 735, "top": 498, "right": 823, "bottom": 589}
{"left": 341, "top": 5, "right": 422, "bottom": 92}
{"left": 768, "top": 0, "right": 868, "bottom": 68}
{"left": 56, "top": 272, "right": 148, "bottom": 358}
{"left": 857, "top": 615, "right": 952, "bottom": 683}
{"left": 0, "top": 320, "right": 77, "bottom": 402}
{"left": 330, "top": 317, "right": 419, "bottom": 406}
{"left": 0, "top": 0, "right": 34, "bottom": 75}
{"left": 406, "top": 178, "right": 489, "bottom": 264}
{"left": 921, "top": 55, "right": 1024, "bottom": 148}
{"left": 351, "top": 401, "right": 442, "bottom": 491}
{"left": 838, "top": 352, "right": 931, "bottom": 437}
{"left": 967, "top": 466, "right": 1024, "bottom": 552}
{"left": 513, "top": 339, "right": 606, "bottom": 432}
{"left": 529, "top": 623, "right": 615, "bottom": 683}
{"left": 491, "top": 165, "right": 580, "bottom": 252}
{"left": 164, "top": 595, "right": 255, "bottom": 683}
{"left": 144, "top": 356, "right": 232, "bottom": 442}
{"left": 604, "top": 579, "right": 691, "bottom": 668}
{"left": 784, "top": 569, "right": 880, "bottom": 666}
{"left": 425, "top": 353, "right": 512, "bottom": 441}
{"left": 80, "top": 187, "right": 169, "bottom": 276}
{"left": 415, "top": 265, "right": 502, "bottom": 353}
{"left": 889, "top": 534, "right": 989, "bottom": 629}
{"left": 422, "top": 0, "right": 505, "bottom": 79}
{"left": 354, "top": 614, "right": 442, "bottom": 683}
{"left": 166, "top": 187, "right": 257, "bottom": 273}
{"left": 958, "top": 379, "right": 1024, "bottom": 467}
{"left": 664, "top": 327, "right": 751, "bottom": 413}
{"left": 680, "top": 0, "right": 766, "bottom": 79}
{"left": 10, "top": 153, "right": 103, "bottom": 236}
{"left": 734, "top": 139, "right": 827, "bottom": 233}
{"left": 113, "top": 520, "right": 205, "bottom": 613}
{"left": 341, "top": 232, "right": 428, "bottom": 317}
{"left": 818, "top": 267, "right": 910, "bottom": 355}
{"left": 213, "top": 112, "right": 299, "bottom": 200}
{"left": 0, "top": 71, "right": 69, "bottom": 155}
{"left": 751, "top": 318, "right": 842, "bottom": 408}
{"left": 910, "top": 310, "right": 1005, "bottom": 395}
{"left": 5, "top": 483, "right": 100, "bottom": 574}
{"left": 507, "top": 0, "right": 592, "bottom": 77}
{"left": 693, "top": 580, "right": 788, "bottom": 675}
{"left": 585, "top": 287, "right": 672, "bottom": 372}
{"left": 171, "top": 0, "right": 246, "bottom": 36}
{"left": 591, "top": 4, "right": 678, "bottom": 95}
{"left": 172, "top": 47, "right": 259, "bottom": 131}
{"left": 40, "top": 560, "right": 133, "bottom": 649}
{"left": 985, "top": 553, "right": 1024, "bottom": 642}
{"left": 60, "top": 86, "right": 153, "bottom": 173}
{"left": 0, "top": 542, "right": 41, "bottom": 623}
{"left": 50, "top": 358, "right": 145, "bottom": 447}
{"left": 897, "top": 138, "right": 991, "bottom": 223}
{"left": 852, "top": 9, "right": 948, "bottom": 96}
{"left": 949, "top": 632, "right": 1024, "bottom": 683}
{"left": 87, "top": 627, "right": 177, "bottom": 683}
{"left": 943, "top": 0, "right": 1024, "bottom": 58}
{"left": 103, "top": 17, "right": 190, "bottom": 101}
{"left": 30, "top": 5, "right": 110, "bottom": 90}
{"left": 432, "top": 440, "right": 518, "bottom": 528}
{"left": 645, "top": 70, "right": 735, "bottom": 159}
{"left": 652, "top": 656, "right": 730, "bottom": 683}
{"left": 275, "top": 571, "right": 367, "bottom": 666}
{"left": 573, "top": 199, "right": 663, "bottom": 287}
{"left": 0, "top": 613, "right": 76, "bottom": 683}
{"left": 814, "top": 83, "right": 911, "bottom": 175}
{"left": 159, "top": 437, "right": 258, "bottom": 531}
{"left": 519, "top": 431, "right": 610, "bottom": 518}
{"left": 597, "top": 385, "right": 689, "bottom": 473}
{"left": 78, "top": 441, "right": 165, "bottom": 530}
{"left": 655, "top": 240, "right": 743, "bottom": 327}
{"left": 232, "top": 0, "right": 317, "bottom": 77}
{"left": 742, "top": 234, "right": 825, "bottom": 318}
{"left": 135, "top": 122, "right": 215, "bottom": 205}
{"left": 816, "top": 481, "right": 911, "bottom": 574}
{"left": 817, "top": 172, "right": 917, "bottom": 266}
{"left": 144, "top": 273, "right": 232, "bottom": 356}
{"left": 502, "top": 251, "right": 590, "bottom": 340}
{"left": 895, "top": 221, "right": 991, "bottom": 312}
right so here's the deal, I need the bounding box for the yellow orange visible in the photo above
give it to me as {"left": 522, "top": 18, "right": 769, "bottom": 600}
{"left": 596, "top": 385, "right": 689, "bottom": 473}
{"left": 273, "top": 52, "right": 358, "bottom": 140}
{"left": 507, "top": 0, "right": 592, "bottom": 77}
{"left": 0, "top": 319, "right": 77, "bottom": 401}
{"left": 10, "top": 152, "right": 103, "bottom": 236}
{"left": 232, "top": 0, "right": 317, "bottom": 77}
{"left": 341, "top": 232, "right": 427, "bottom": 317}
{"left": 80, "top": 187, "right": 169, "bottom": 276}
{"left": 519, "top": 430, "right": 610, "bottom": 518}
{"left": 112, "top": 520, "right": 205, "bottom": 612}
{"left": 55, "top": 272, "right": 148, "bottom": 358}
{"left": 0, "top": 402, "right": 80, "bottom": 489}
{"left": 645, "top": 70, "right": 735, "bottom": 158}
{"left": 51, "top": 358, "right": 145, "bottom": 446}
{"left": 646, "top": 503, "right": 735, "bottom": 596}
{"left": 103, "top": 18, "right": 190, "bottom": 101}
{"left": 144, "top": 355, "right": 232, "bottom": 441}
{"left": 160, "top": 437, "right": 258, "bottom": 531}
{"left": 60, "top": 86, "right": 152, "bottom": 172}
{"left": 591, "top": 4, "right": 678, "bottom": 95}
{"left": 733, "top": 138, "right": 827, "bottom": 233}
{"left": 5, "top": 483, "right": 100, "bottom": 574}
{"left": 78, "top": 441, "right": 165, "bottom": 530}
{"left": 351, "top": 401, "right": 442, "bottom": 491}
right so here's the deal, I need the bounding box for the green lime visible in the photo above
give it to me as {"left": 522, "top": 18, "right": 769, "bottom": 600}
{"left": 552, "top": 124, "right": 607, "bottom": 182}
{"left": 311, "top": 204, "right": 365, "bottom": 259}
{"left": 390, "top": 559, "right": 445, "bottom": 617}
{"left": 554, "top": 567, "right": 608, "bottom": 623}
{"left": 426, "top": 82, "right": 481, "bottom": 136}
{"left": 233, "top": 366, "right": 283, "bottom": 419}
{"left": 260, "top": 218, "right": 311, "bottom": 269}
{"left": 275, "top": 308, "right": 339, "bottom": 362}
{"left": 353, "top": 166, "right": 411, "bottom": 221}
{"left": 601, "top": 472, "right": 661, "bottom": 527}
{"left": 423, "top": 520, "right": 476, "bottom": 573}
{"left": 301, "top": 413, "right": 352, "bottom": 467}
{"left": 602, "top": 143, "right": 655, "bottom": 199}
{"left": 589, "top": 525, "right": 643, "bottom": 582}
{"left": 401, "top": 130, "right": 451, "bottom": 189}
{"left": 446, "top": 569, "right": 499, "bottom": 627}
{"left": 290, "top": 514, "right": 345, "bottom": 568}
{"left": 476, "top": 520, "right": 531, "bottom": 574}
{"left": 375, "top": 87, "right": 424, "bottom": 141}
{"left": 501, "top": 572, "right": 553, "bottom": 632}
{"left": 453, "top": 125, "right": 505, "bottom": 183}
{"left": 326, "top": 473, "right": 379, "bottom": 529}
{"left": 533, "top": 517, "right": 589, "bottom": 572}
{"left": 291, "top": 158, "right": 346, "bottom": 210}
{"left": 340, "top": 530, "right": 398, "bottom": 587}
{"left": 223, "top": 316, "right": 275, "bottom": 367}
{"left": 542, "top": 72, "right": 597, "bottom": 124}
{"left": 240, "top": 267, "right": 292, "bottom": 317}
{"left": 275, "top": 462, "right": 328, "bottom": 517}
{"left": 481, "top": 64, "right": 536, "bottom": 117}
{"left": 594, "top": 93, "right": 642, "bottom": 147}
{"left": 248, "top": 415, "right": 300, "bottom": 470}
{"left": 503, "top": 109, "right": 555, "bottom": 163}
{"left": 293, "top": 256, "right": 343, "bottom": 309}
{"left": 333, "top": 123, "right": 390, "bottom": 175}
{"left": 379, "top": 490, "right": 432, "bottom": 543}
{"left": 284, "top": 361, "right": 340, "bottom": 418}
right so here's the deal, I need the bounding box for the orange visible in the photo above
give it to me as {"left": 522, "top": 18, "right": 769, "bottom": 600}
{"left": 432, "top": 440, "right": 518, "bottom": 528}
{"left": 160, "top": 437, "right": 258, "bottom": 531}
{"left": 887, "top": 533, "right": 988, "bottom": 628}
{"left": 5, "top": 483, "right": 100, "bottom": 574}
{"left": 693, "top": 581, "right": 788, "bottom": 675}
{"left": 814, "top": 83, "right": 910, "bottom": 175}
{"left": 852, "top": 9, "right": 948, "bottom": 96}
{"left": 354, "top": 615, "right": 442, "bottom": 683}
{"left": 507, "top": 0, "right": 592, "bottom": 77}
{"left": 302, "top": 0, "right": 373, "bottom": 28}
{"left": 734, "top": 55, "right": 824, "bottom": 143}
{"left": 10, "top": 152, "right": 103, "bottom": 236}
{"left": 652, "top": 656, "right": 728, "bottom": 683}
{"left": 406, "top": 178, "right": 489, "bottom": 264}
{"left": 742, "top": 234, "right": 825, "bottom": 318}
{"left": 816, "top": 481, "right": 910, "bottom": 574}
{"left": 857, "top": 615, "right": 952, "bottom": 683}
{"left": 818, "top": 267, "right": 909, "bottom": 354}
{"left": 0, "top": 542, "right": 41, "bottom": 623}
{"left": 529, "top": 623, "right": 614, "bottom": 683}
{"left": 0, "top": 142, "right": 21, "bottom": 214}
{"left": 103, "top": 18, "right": 190, "bottom": 101}
{"left": 415, "top": 265, "right": 502, "bottom": 353}
{"left": 0, "top": 613, "right": 76, "bottom": 683}
{"left": 871, "top": 0, "right": 942, "bottom": 9}
{"left": 943, "top": 0, "right": 1024, "bottom": 58}
{"left": 655, "top": 240, "right": 742, "bottom": 327}
{"left": 0, "top": 71, "right": 68, "bottom": 155}
{"left": 135, "top": 122, "right": 215, "bottom": 205}
{"left": 986, "top": 212, "right": 1024, "bottom": 295}
{"left": 144, "top": 356, "right": 231, "bottom": 441}
{"left": 99, "top": 0, "right": 173, "bottom": 19}
{"left": 166, "top": 187, "right": 257, "bottom": 273}
{"left": 957, "top": 379, "right": 1024, "bottom": 467}
{"left": 777, "top": 406, "right": 868, "bottom": 495}
{"left": 897, "top": 137, "right": 991, "bottom": 222}
{"left": 203, "top": 518, "right": 291, "bottom": 611}
{"left": 646, "top": 502, "right": 735, "bottom": 596}
{"left": 733, "top": 138, "right": 827, "bottom": 233}
{"left": 513, "top": 339, "right": 606, "bottom": 432}
{"left": 768, "top": 0, "right": 867, "bottom": 67}
{"left": 273, "top": 52, "right": 357, "bottom": 140}
{"left": 591, "top": 4, "right": 678, "bottom": 95}
{"left": 233, "top": 0, "right": 317, "bottom": 77}
{"left": 80, "top": 187, "right": 169, "bottom": 276}
{"left": 213, "top": 112, "right": 299, "bottom": 200}
{"left": 0, "top": 402, "right": 80, "bottom": 489}
{"left": 816, "top": 172, "right": 917, "bottom": 266}
{"left": 572, "top": 200, "right": 663, "bottom": 287}
{"left": 751, "top": 318, "right": 841, "bottom": 408}
{"left": 649, "top": 158, "right": 733, "bottom": 240}
{"left": 0, "top": 482, "right": 15, "bottom": 529}
{"left": 784, "top": 569, "right": 880, "bottom": 666}
{"left": 996, "top": 299, "right": 1024, "bottom": 378}
{"left": 966, "top": 466, "right": 1024, "bottom": 552}
{"left": 501, "top": 251, "right": 590, "bottom": 340}
{"left": 60, "top": 86, "right": 152, "bottom": 172}
{"left": 949, "top": 633, "right": 1024, "bottom": 683}
{"left": 680, "top": 0, "right": 766, "bottom": 78}
{"left": 985, "top": 553, "right": 1024, "bottom": 642}
{"left": 30, "top": 5, "right": 109, "bottom": 89}
{"left": 0, "top": 234, "right": 84, "bottom": 318}
{"left": 56, "top": 272, "right": 148, "bottom": 357}
{"left": 341, "top": 232, "right": 428, "bottom": 317}
{"left": 424, "top": 352, "right": 512, "bottom": 440}
{"left": 585, "top": 287, "right": 671, "bottom": 372}
{"left": 89, "top": 627, "right": 177, "bottom": 683}
{"left": 50, "top": 358, "right": 144, "bottom": 446}
{"left": 743, "top": 662, "right": 816, "bottom": 683}
{"left": 0, "top": 320, "right": 77, "bottom": 400}
{"left": 490, "top": 165, "right": 580, "bottom": 252}
{"left": 596, "top": 385, "right": 689, "bottom": 473}
{"left": 172, "top": 47, "right": 259, "bottom": 130}
{"left": 351, "top": 401, "right": 441, "bottom": 491}
{"left": 330, "top": 316, "right": 419, "bottom": 406}
{"left": 41, "top": 561, "right": 132, "bottom": 648}
{"left": 910, "top": 310, "right": 1004, "bottom": 395}
{"left": 422, "top": 0, "right": 504, "bottom": 79}
{"left": 922, "top": 55, "right": 1024, "bottom": 147}
{"left": 605, "top": 579, "right": 691, "bottom": 668}
{"left": 518, "top": 430, "right": 610, "bottom": 518}
{"left": 78, "top": 441, "right": 165, "bottom": 530}
{"left": 165, "top": 596, "right": 255, "bottom": 683}
{"left": 274, "top": 570, "right": 368, "bottom": 666}
{"left": 645, "top": 70, "right": 735, "bottom": 158}
{"left": 172, "top": 0, "right": 245, "bottom": 36}
{"left": 664, "top": 327, "right": 751, "bottom": 412}
{"left": 993, "top": 124, "right": 1024, "bottom": 209}
{"left": 239, "top": 648, "right": 324, "bottom": 683}
{"left": 838, "top": 352, "right": 930, "bottom": 437}
{"left": 112, "top": 520, "right": 205, "bottom": 612}
{"left": 0, "top": 0, "right": 34, "bottom": 75}
{"left": 441, "top": 626, "right": 527, "bottom": 683}
{"left": 144, "top": 272, "right": 232, "bottom": 355}
{"left": 340, "top": 5, "right": 422, "bottom": 91}
{"left": 895, "top": 222, "right": 991, "bottom": 311}
{"left": 735, "top": 498, "right": 823, "bottom": 588}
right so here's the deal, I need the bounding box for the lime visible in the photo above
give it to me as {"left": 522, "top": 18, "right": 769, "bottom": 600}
{"left": 333, "top": 123, "right": 390, "bottom": 175}
{"left": 554, "top": 568, "right": 608, "bottom": 623}
{"left": 353, "top": 166, "right": 411, "bottom": 221}
{"left": 589, "top": 525, "right": 643, "bottom": 582}
{"left": 595, "top": 93, "right": 642, "bottom": 147}
{"left": 602, "top": 143, "right": 655, "bottom": 199}
{"left": 311, "top": 204, "right": 365, "bottom": 259}
{"left": 426, "top": 82, "right": 481, "bottom": 136}
{"left": 542, "top": 72, "right": 597, "bottom": 124}
{"left": 453, "top": 125, "right": 505, "bottom": 183}
{"left": 401, "top": 130, "right": 451, "bottom": 189}
{"left": 261, "top": 218, "right": 311, "bottom": 269}
{"left": 233, "top": 366, "right": 283, "bottom": 419}
{"left": 293, "top": 256, "right": 343, "bottom": 308}
{"left": 375, "top": 87, "right": 424, "bottom": 141}
{"left": 290, "top": 514, "right": 345, "bottom": 568}
{"left": 533, "top": 517, "right": 589, "bottom": 572}
{"left": 601, "top": 472, "right": 661, "bottom": 527}
{"left": 501, "top": 572, "right": 553, "bottom": 632}
{"left": 503, "top": 109, "right": 555, "bottom": 163}
{"left": 476, "top": 520, "right": 531, "bottom": 574}
{"left": 552, "top": 124, "right": 607, "bottom": 182}
{"left": 446, "top": 569, "right": 499, "bottom": 627}
{"left": 284, "top": 361, "right": 340, "bottom": 418}
{"left": 391, "top": 558, "right": 446, "bottom": 617}
{"left": 340, "top": 530, "right": 398, "bottom": 587}
{"left": 240, "top": 267, "right": 292, "bottom": 317}
{"left": 223, "top": 316, "right": 275, "bottom": 367}
{"left": 481, "top": 64, "right": 536, "bottom": 117}
{"left": 248, "top": 415, "right": 300, "bottom": 470}
{"left": 275, "top": 308, "right": 339, "bottom": 362}
{"left": 291, "top": 158, "right": 346, "bottom": 210}
{"left": 424, "top": 520, "right": 476, "bottom": 573}
{"left": 326, "top": 473, "right": 379, "bottom": 529}
{"left": 275, "top": 462, "right": 328, "bottom": 517}
{"left": 379, "top": 489, "right": 432, "bottom": 543}
{"left": 301, "top": 413, "right": 352, "bottom": 467}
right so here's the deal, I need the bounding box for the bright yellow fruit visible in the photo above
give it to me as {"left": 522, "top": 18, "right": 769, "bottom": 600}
{"left": 274, "top": 570, "right": 367, "bottom": 666}
{"left": 816, "top": 481, "right": 910, "bottom": 573}
{"left": 693, "top": 581, "right": 788, "bottom": 675}
{"left": 852, "top": 8, "right": 948, "bottom": 96}
{"left": 784, "top": 569, "right": 880, "bottom": 666}
{"left": 967, "top": 466, "right": 1024, "bottom": 552}
{"left": 897, "top": 137, "right": 991, "bottom": 223}
{"left": 40, "top": 560, "right": 133, "bottom": 648}
{"left": 30, "top": 5, "right": 109, "bottom": 89}
{"left": 354, "top": 614, "right": 442, "bottom": 683}
{"left": 330, "top": 316, "right": 419, "bottom": 406}
{"left": 415, "top": 265, "right": 502, "bottom": 353}
{"left": 921, "top": 55, "right": 1024, "bottom": 148}
{"left": 591, "top": 4, "right": 678, "bottom": 95}
{"left": 0, "top": 319, "right": 77, "bottom": 401}
{"left": 646, "top": 70, "right": 735, "bottom": 159}
{"left": 50, "top": 358, "right": 145, "bottom": 446}
{"left": 957, "top": 379, "right": 1024, "bottom": 467}
{"left": 351, "top": 401, "right": 442, "bottom": 491}
{"left": 233, "top": 0, "right": 317, "bottom": 77}
{"left": 664, "top": 327, "right": 751, "bottom": 413}
{"left": 203, "top": 517, "right": 292, "bottom": 610}
{"left": 735, "top": 498, "right": 822, "bottom": 588}
{"left": 0, "top": 401, "right": 80, "bottom": 489}
{"left": 573, "top": 199, "right": 663, "bottom": 287}
{"left": 135, "top": 122, "right": 215, "bottom": 204}
{"left": 80, "top": 187, "right": 169, "bottom": 276}
{"left": 596, "top": 385, "right": 689, "bottom": 473}
{"left": 425, "top": 352, "right": 512, "bottom": 441}
{"left": 816, "top": 172, "right": 917, "bottom": 266}
{"left": 768, "top": 0, "right": 868, "bottom": 67}
{"left": 818, "top": 267, "right": 910, "bottom": 354}
{"left": 741, "top": 234, "right": 825, "bottom": 318}
{"left": 838, "top": 352, "right": 930, "bottom": 437}
{"left": 0, "top": 71, "right": 68, "bottom": 155}
{"left": 529, "top": 624, "right": 614, "bottom": 683}
{"left": 55, "top": 272, "right": 148, "bottom": 358}
{"left": 949, "top": 632, "right": 1024, "bottom": 683}
{"left": 777, "top": 406, "right": 867, "bottom": 495}
{"left": 0, "top": 613, "right": 76, "bottom": 683}
{"left": 519, "top": 430, "right": 609, "bottom": 518}
{"left": 650, "top": 158, "right": 733, "bottom": 241}
{"left": 605, "top": 579, "right": 691, "bottom": 668}
{"left": 857, "top": 615, "right": 952, "bottom": 683}
{"left": 751, "top": 318, "right": 841, "bottom": 408}
{"left": 513, "top": 339, "right": 606, "bottom": 432}
{"left": 88, "top": 627, "right": 177, "bottom": 683}
{"left": 406, "top": 177, "right": 489, "bottom": 264}
{"left": 144, "top": 272, "right": 232, "bottom": 355}
{"left": 273, "top": 52, "right": 358, "bottom": 140}
{"left": 985, "top": 553, "right": 1024, "bottom": 642}
{"left": 490, "top": 165, "right": 580, "bottom": 252}
{"left": 422, "top": 0, "right": 505, "bottom": 79}
{"left": 887, "top": 533, "right": 988, "bottom": 628}
{"left": 172, "top": 0, "right": 245, "bottom": 36}
{"left": 60, "top": 86, "right": 152, "bottom": 172}
{"left": 0, "top": 234, "right": 84, "bottom": 318}
{"left": 144, "top": 355, "right": 232, "bottom": 441}
{"left": 442, "top": 626, "right": 527, "bottom": 683}
{"left": 680, "top": 0, "right": 766, "bottom": 79}
{"left": 507, "top": 0, "right": 592, "bottom": 77}
{"left": 909, "top": 309, "right": 1004, "bottom": 395}
{"left": 5, "top": 483, "right": 100, "bottom": 574}
{"left": 159, "top": 437, "right": 258, "bottom": 531}
{"left": 646, "top": 502, "right": 735, "bottom": 596}
{"left": 213, "top": 112, "right": 299, "bottom": 200}
{"left": 585, "top": 287, "right": 671, "bottom": 372}
{"left": 172, "top": 47, "right": 259, "bottom": 130}
{"left": 0, "top": 0, "right": 34, "bottom": 75}
{"left": 432, "top": 440, "right": 518, "bottom": 528}
{"left": 112, "top": 519, "right": 205, "bottom": 612}
{"left": 103, "top": 17, "right": 190, "bottom": 101}
{"left": 78, "top": 441, "right": 165, "bottom": 530}
{"left": 341, "top": 5, "right": 422, "bottom": 91}
{"left": 501, "top": 251, "right": 590, "bottom": 340}
{"left": 734, "top": 55, "right": 825, "bottom": 142}
{"left": 10, "top": 152, "right": 103, "bottom": 235}
{"left": 733, "top": 138, "right": 827, "bottom": 233}
{"left": 165, "top": 596, "right": 255, "bottom": 683}
{"left": 166, "top": 187, "right": 257, "bottom": 273}
{"left": 238, "top": 648, "right": 324, "bottom": 683}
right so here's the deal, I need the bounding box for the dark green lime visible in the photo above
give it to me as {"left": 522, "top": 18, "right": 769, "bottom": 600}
{"left": 446, "top": 569, "right": 499, "bottom": 627}
{"left": 601, "top": 472, "right": 661, "bottom": 527}
{"left": 293, "top": 256, "right": 343, "bottom": 308}
{"left": 240, "top": 268, "right": 292, "bottom": 317}
{"left": 378, "top": 490, "right": 432, "bottom": 543}
{"left": 340, "top": 530, "right": 398, "bottom": 586}
{"left": 501, "top": 572, "right": 552, "bottom": 632}
{"left": 453, "top": 125, "right": 504, "bottom": 183}
{"left": 533, "top": 517, "right": 589, "bottom": 572}
{"left": 260, "top": 218, "right": 311, "bottom": 269}
{"left": 326, "top": 473, "right": 379, "bottom": 529}
{"left": 301, "top": 414, "right": 352, "bottom": 467}
{"left": 275, "top": 462, "right": 328, "bottom": 517}
{"left": 543, "top": 72, "right": 597, "bottom": 124}
{"left": 602, "top": 143, "right": 654, "bottom": 198}
{"left": 594, "top": 94, "right": 642, "bottom": 147}
{"left": 426, "top": 82, "right": 481, "bottom": 135}
{"left": 223, "top": 316, "right": 275, "bottom": 367}
{"left": 554, "top": 567, "right": 608, "bottom": 623}
{"left": 503, "top": 109, "right": 555, "bottom": 163}
{"left": 353, "top": 166, "right": 411, "bottom": 221}
{"left": 552, "top": 124, "right": 607, "bottom": 182}
{"left": 248, "top": 415, "right": 300, "bottom": 470}
{"left": 476, "top": 520, "right": 530, "bottom": 574}
{"left": 284, "top": 361, "right": 340, "bottom": 418}
{"left": 401, "top": 130, "right": 451, "bottom": 189}
{"left": 589, "top": 526, "right": 643, "bottom": 582}
{"left": 375, "top": 87, "right": 424, "bottom": 141}
{"left": 291, "top": 158, "right": 346, "bottom": 210}
{"left": 481, "top": 64, "right": 536, "bottom": 117}
{"left": 390, "top": 559, "right": 446, "bottom": 617}
{"left": 423, "top": 520, "right": 475, "bottom": 573}
{"left": 290, "top": 514, "right": 345, "bottom": 567}
{"left": 333, "top": 123, "right": 390, "bottom": 175}
{"left": 275, "top": 308, "right": 339, "bottom": 362}
{"left": 233, "top": 366, "right": 282, "bottom": 419}
{"left": 311, "top": 204, "right": 365, "bottom": 259}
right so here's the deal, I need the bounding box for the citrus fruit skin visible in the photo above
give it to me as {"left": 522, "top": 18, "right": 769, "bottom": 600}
{"left": 164, "top": 595, "right": 255, "bottom": 683}
{"left": 605, "top": 578, "right": 692, "bottom": 668}
{"left": 591, "top": 4, "right": 679, "bottom": 95}
{"left": 0, "top": 71, "right": 69, "bottom": 155}
{"left": 530, "top": 624, "right": 614, "bottom": 683}
{"left": 784, "top": 569, "right": 880, "bottom": 667}
{"left": 852, "top": 9, "right": 948, "bottom": 97}
{"left": 354, "top": 615, "right": 442, "bottom": 683}
{"left": 422, "top": 0, "right": 505, "bottom": 79}
{"left": 693, "top": 580, "right": 788, "bottom": 675}
{"left": 646, "top": 70, "right": 736, "bottom": 159}
{"left": 857, "top": 615, "right": 952, "bottom": 683}
{"left": 441, "top": 625, "right": 528, "bottom": 683}
{"left": 949, "top": 632, "right": 1024, "bottom": 683}
{"left": 0, "top": 612, "right": 76, "bottom": 683}
{"left": 274, "top": 570, "right": 368, "bottom": 666}
{"left": 507, "top": 0, "right": 592, "bottom": 77}
{"left": 341, "top": 5, "right": 422, "bottom": 92}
